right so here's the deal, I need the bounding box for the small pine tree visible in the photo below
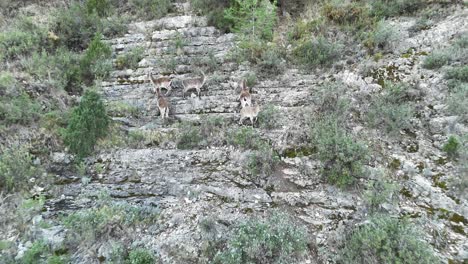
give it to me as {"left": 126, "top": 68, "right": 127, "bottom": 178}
{"left": 63, "top": 90, "right": 109, "bottom": 159}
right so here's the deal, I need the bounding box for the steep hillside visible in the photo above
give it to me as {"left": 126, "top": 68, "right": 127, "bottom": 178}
{"left": 1, "top": 0, "right": 467, "bottom": 263}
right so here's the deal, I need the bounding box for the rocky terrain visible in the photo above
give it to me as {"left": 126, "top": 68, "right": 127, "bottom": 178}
{"left": 1, "top": 0, "right": 467, "bottom": 263}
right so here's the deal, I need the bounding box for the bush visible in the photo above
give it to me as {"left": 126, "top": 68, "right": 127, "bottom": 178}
{"left": 322, "top": 1, "right": 371, "bottom": 30}
{"left": 447, "top": 83, "right": 467, "bottom": 122}
{"left": 340, "top": 214, "right": 439, "bottom": 264}
{"left": 115, "top": 47, "right": 145, "bottom": 70}
{"left": 0, "top": 17, "right": 48, "bottom": 61}
{"left": 445, "top": 66, "right": 468, "bottom": 83}
{"left": 53, "top": 2, "right": 127, "bottom": 51}
{"left": 80, "top": 34, "right": 113, "bottom": 84}
{"left": 126, "top": 248, "right": 156, "bottom": 264}
{"left": 247, "top": 143, "right": 280, "bottom": 178}
{"left": 0, "top": 71, "right": 15, "bottom": 93}
{"left": 0, "top": 93, "right": 41, "bottom": 125}
{"left": 22, "top": 241, "right": 48, "bottom": 264}
{"left": 256, "top": 45, "right": 286, "bottom": 75}
{"left": 422, "top": 51, "right": 451, "bottom": 69}
{"left": 63, "top": 90, "right": 110, "bottom": 159}
{"left": 228, "top": 127, "right": 263, "bottom": 149}
{"left": 224, "top": 0, "right": 277, "bottom": 42}
{"left": 176, "top": 122, "right": 203, "bottom": 149}
{"left": 62, "top": 198, "right": 159, "bottom": 244}
{"left": 364, "top": 174, "right": 398, "bottom": 213}
{"left": 21, "top": 48, "right": 83, "bottom": 94}
{"left": 0, "top": 146, "right": 39, "bottom": 192}
{"left": 191, "top": 0, "right": 232, "bottom": 32}
{"left": 85, "top": 0, "right": 113, "bottom": 17}
{"left": 364, "top": 20, "right": 399, "bottom": 52}
{"left": 366, "top": 82, "right": 414, "bottom": 135}
{"left": 257, "top": 104, "right": 280, "bottom": 129}
{"left": 443, "top": 135, "right": 460, "bottom": 158}
{"left": 213, "top": 212, "right": 308, "bottom": 264}
{"left": 129, "top": 0, "right": 172, "bottom": 20}
{"left": 310, "top": 117, "right": 368, "bottom": 188}
{"left": 292, "top": 36, "right": 342, "bottom": 68}
{"left": 53, "top": 3, "right": 100, "bottom": 50}
{"left": 370, "top": 0, "right": 425, "bottom": 18}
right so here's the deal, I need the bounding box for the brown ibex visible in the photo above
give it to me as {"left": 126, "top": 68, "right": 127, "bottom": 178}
{"left": 239, "top": 105, "right": 260, "bottom": 126}
{"left": 149, "top": 73, "right": 170, "bottom": 120}
{"left": 238, "top": 79, "right": 252, "bottom": 108}
{"left": 182, "top": 71, "right": 206, "bottom": 98}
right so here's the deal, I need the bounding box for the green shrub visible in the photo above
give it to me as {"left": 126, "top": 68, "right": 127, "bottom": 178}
{"left": 443, "top": 135, "right": 460, "bottom": 158}
{"left": 366, "top": 82, "right": 414, "bottom": 135}
{"left": 176, "top": 122, "right": 203, "bottom": 149}
{"left": 340, "top": 214, "right": 439, "bottom": 264}
{"left": 47, "top": 255, "right": 69, "bottom": 264}
{"left": 0, "top": 93, "right": 41, "bottom": 125}
{"left": 422, "top": 51, "right": 451, "bottom": 69}
{"left": 129, "top": 0, "right": 172, "bottom": 20}
{"left": 256, "top": 45, "right": 286, "bottom": 75}
{"left": 322, "top": 1, "right": 371, "bottom": 30}
{"left": 53, "top": 2, "right": 127, "bottom": 51}
{"left": 0, "top": 71, "right": 15, "bottom": 93}
{"left": 447, "top": 83, "right": 467, "bottom": 122}
{"left": 293, "top": 36, "right": 342, "bottom": 68}
{"left": 445, "top": 66, "right": 468, "bottom": 82}
{"left": 213, "top": 212, "right": 308, "bottom": 264}
{"left": 62, "top": 198, "right": 159, "bottom": 243}
{"left": 257, "top": 104, "right": 280, "bottom": 129}
{"left": 115, "top": 47, "right": 145, "bottom": 70}
{"left": 314, "top": 81, "right": 349, "bottom": 118}
{"left": 80, "top": 34, "right": 113, "bottom": 83}
{"left": 0, "top": 17, "right": 48, "bottom": 61}
{"left": 224, "top": 0, "right": 277, "bottom": 42}
{"left": 107, "top": 101, "right": 140, "bottom": 117}
{"left": 247, "top": 143, "right": 280, "bottom": 177}
{"left": 63, "top": 90, "right": 110, "bottom": 159}
{"left": 364, "top": 174, "right": 398, "bottom": 213}
{"left": 191, "top": 0, "right": 233, "bottom": 32}
{"left": 0, "top": 146, "right": 39, "bottom": 192}
{"left": 85, "top": 0, "right": 113, "bottom": 17}
{"left": 370, "top": 0, "right": 425, "bottom": 18}
{"left": 53, "top": 3, "right": 100, "bottom": 50}
{"left": 364, "top": 20, "right": 399, "bottom": 52}
{"left": 228, "top": 127, "right": 263, "bottom": 149}
{"left": 126, "top": 248, "right": 156, "bottom": 264}
{"left": 310, "top": 117, "right": 368, "bottom": 188}
{"left": 22, "top": 241, "right": 48, "bottom": 264}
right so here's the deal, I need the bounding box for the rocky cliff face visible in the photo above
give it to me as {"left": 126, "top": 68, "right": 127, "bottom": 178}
{"left": 37, "top": 2, "right": 468, "bottom": 263}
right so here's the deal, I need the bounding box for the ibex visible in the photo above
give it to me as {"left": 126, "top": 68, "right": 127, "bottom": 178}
{"left": 149, "top": 74, "right": 169, "bottom": 120}
{"left": 182, "top": 71, "right": 206, "bottom": 98}
{"left": 239, "top": 105, "right": 260, "bottom": 126}
{"left": 148, "top": 73, "right": 173, "bottom": 96}
{"left": 238, "top": 79, "right": 252, "bottom": 108}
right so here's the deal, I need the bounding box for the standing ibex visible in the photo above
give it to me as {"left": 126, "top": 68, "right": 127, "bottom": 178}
{"left": 148, "top": 72, "right": 173, "bottom": 96}
{"left": 238, "top": 79, "right": 252, "bottom": 108}
{"left": 239, "top": 105, "right": 260, "bottom": 126}
{"left": 149, "top": 73, "right": 170, "bottom": 120}
{"left": 182, "top": 71, "right": 206, "bottom": 98}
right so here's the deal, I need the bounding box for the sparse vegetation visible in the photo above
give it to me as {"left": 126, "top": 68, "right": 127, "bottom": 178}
{"left": 0, "top": 93, "right": 41, "bottom": 126}
{"left": 190, "top": 0, "right": 233, "bottom": 32}
{"left": 115, "top": 47, "right": 145, "bottom": 70}
{"left": 63, "top": 90, "right": 110, "bottom": 159}
{"left": 0, "top": 146, "right": 40, "bottom": 193}
{"left": 447, "top": 83, "right": 467, "bottom": 122}
{"left": 128, "top": 0, "right": 172, "bottom": 21}
{"left": 369, "top": 0, "right": 425, "bottom": 19}
{"left": 340, "top": 214, "right": 439, "bottom": 264}
{"left": 213, "top": 212, "right": 308, "bottom": 264}
{"left": 310, "top": 116, "right": 368, "bottom": 188}
{"left": 443, "top": 135, "right": 460, "bottom": 158}
{"left": 364, "top": 173, "right": 398, "bottom": 213}
{"left": 126, "top": 248, "right": 156, "bottom": 264}
{"left": 366, "top": 82, "right": 414, "bottom": 136}
{"left": 364, "top": 20, "right": 399, "bottom": 52}
{"left": 292, "top": 36, "right": 342, "bottom": 68}
{"left": 422, "top": 50, "right": 451, "bottom": 69}
{"left": 257, "top": 104, "right": 280, "bottom": 129}
{"left": 247, "top": 143, "right": 280, "bottom": 178}
{"left": 228, "top": 127, "right": 263, "bottom": 149}
{"left": 62, "top": 195, "right": 159, "bottom": 244}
